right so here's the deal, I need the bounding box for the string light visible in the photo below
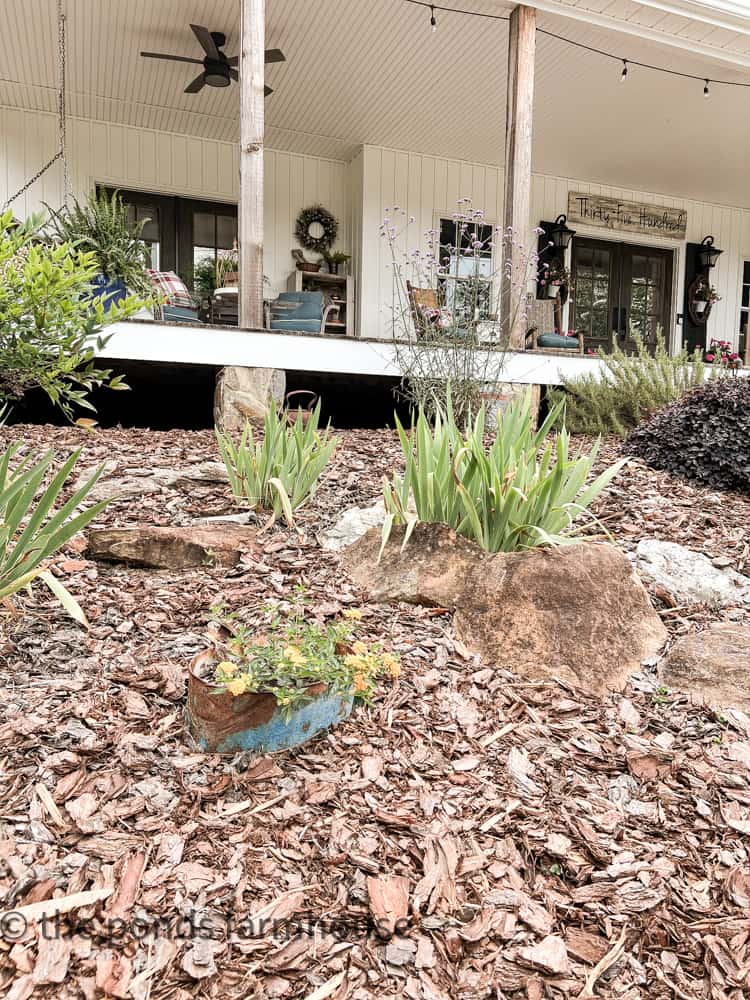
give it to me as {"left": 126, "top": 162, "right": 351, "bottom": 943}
{"left": 405, "top": 0, "right": 750, "bottom": 96}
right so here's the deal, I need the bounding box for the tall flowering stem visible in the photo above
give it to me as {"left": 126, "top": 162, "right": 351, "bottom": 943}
{"left": 380, "top": 200, "right": 546, "bottom": 426}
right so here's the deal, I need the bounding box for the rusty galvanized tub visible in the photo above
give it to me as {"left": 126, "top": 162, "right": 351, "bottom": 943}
{"left": 187, "top": 661, "right": 353, "bottom": 754}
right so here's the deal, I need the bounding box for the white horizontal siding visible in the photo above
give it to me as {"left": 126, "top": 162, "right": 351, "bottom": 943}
{"left": 358, "top": 143, "right": 750, "bottom": 350}
{"left": 0, "top": 107, "right": 351, "bottom": 297}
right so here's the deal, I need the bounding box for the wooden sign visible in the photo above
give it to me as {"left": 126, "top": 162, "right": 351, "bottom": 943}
{"left": 567, "top": 192, "right": 687, "bottom": 239}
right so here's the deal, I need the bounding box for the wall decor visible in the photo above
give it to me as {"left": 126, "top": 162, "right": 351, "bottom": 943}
{"left": 567, "top": 192, "right": 687, "bottom": 240}
{"left": 294, "top": 204, "right": 338, "bottom": 254}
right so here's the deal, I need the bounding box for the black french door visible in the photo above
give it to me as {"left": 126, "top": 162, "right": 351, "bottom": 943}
{"left": 571, "top": 238, "right": 673, "bottom": 355}
{"left": 100, "top": 187, "right": 238, "bottom": 292}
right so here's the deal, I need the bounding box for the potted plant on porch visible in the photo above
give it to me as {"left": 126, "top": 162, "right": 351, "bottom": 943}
{"left": 45, "top": 189, "right": 152, "bottom": 306}
{"left": 693, "top": 282, "right": 720, "bottom": 316}
{"left": 187, "top": 603, "right": 401, "bottom": 754}
{"left": 540, "top": 260, "right": 572, "bottom": 300}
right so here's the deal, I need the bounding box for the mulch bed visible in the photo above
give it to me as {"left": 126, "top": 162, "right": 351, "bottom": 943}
{"left": 1, "top": 423, "right": 749, "bottom": 1000}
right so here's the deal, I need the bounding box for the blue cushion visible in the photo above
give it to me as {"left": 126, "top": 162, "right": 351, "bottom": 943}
{"left": 274, "top": 291, "right": 324, "bottom": 320}
{"left": 537, "top": 333, "right": 580, "bottom": 350}
{"left": 270, "top": 318, "right": 322, "bottom": 334}
{"left": 163, "top": 304, "right": 199, "bottom": 322}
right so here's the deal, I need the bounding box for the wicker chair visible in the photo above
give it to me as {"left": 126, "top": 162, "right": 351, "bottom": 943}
{"left": 406, "top": 280, "right": 442, "bottom": 338}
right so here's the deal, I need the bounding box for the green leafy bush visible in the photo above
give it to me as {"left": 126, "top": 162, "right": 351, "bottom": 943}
{"left": 216, "top": 403, "right": 337, "bottom": 524}
{"left": 625, "top": 376, "right": 750, "bottom": 493}
{"left": 0, "top": 445, "right": 109, "bottom": 624}
{"left": 382, "top": 391, "right": 624, "bottom": 553}
{"left": 548, "top": 333, "right": 708, "bottom": 436}
{"left": 45, "top": 190, "right": 153, "bottom": 296}
{"left": 0, "top": 210, "right": 140, "bottom": 419}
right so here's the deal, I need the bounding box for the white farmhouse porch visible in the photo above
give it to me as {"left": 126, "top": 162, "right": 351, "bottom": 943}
{"left": 4, "top": 0, "right": 750, "bottom": 387}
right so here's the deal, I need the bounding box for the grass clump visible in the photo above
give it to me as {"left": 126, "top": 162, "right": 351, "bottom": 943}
{"left": 216, "top": 402, "right": 336, "bottom": 525}
{"left": 381, "top": 390, "right": 624, "bottom": 553}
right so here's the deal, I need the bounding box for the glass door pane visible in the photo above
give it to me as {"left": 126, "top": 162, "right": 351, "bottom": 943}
{"left": 571, "top": 240, "right": 618, "bottom": 353}
{"left": 621, "top": 248, "right": 672, "bottom": 355}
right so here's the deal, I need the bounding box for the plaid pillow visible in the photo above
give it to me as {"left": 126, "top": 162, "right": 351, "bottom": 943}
{"left": 147, "top": 270, "right": 194, "bottom": 309}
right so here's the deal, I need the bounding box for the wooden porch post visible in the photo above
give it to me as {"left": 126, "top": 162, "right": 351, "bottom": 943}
{"left": 501, "top": 4, "right": 536, "bottom": 350}
{"left": 239, "top": 0, "right": 265, "bottom": 329}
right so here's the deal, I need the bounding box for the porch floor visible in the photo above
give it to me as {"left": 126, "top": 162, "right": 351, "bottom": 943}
{"left": 97, "top": 320, "right": 605, "bottom": 386}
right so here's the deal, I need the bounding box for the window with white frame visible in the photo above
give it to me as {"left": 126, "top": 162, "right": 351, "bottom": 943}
{"left": 438, "top": 216, "right": 495, "bottom": 322}
{"left": 739, "top": 261, "right": 750, "bottom": 361}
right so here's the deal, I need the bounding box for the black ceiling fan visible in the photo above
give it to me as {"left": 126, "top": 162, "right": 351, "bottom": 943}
{"left": 141, "top": 23, "right": 285, "bottom": 95}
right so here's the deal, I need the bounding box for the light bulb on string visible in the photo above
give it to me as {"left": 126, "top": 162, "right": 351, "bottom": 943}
{"left": 430, "top": 4, "right": 437, "bottom": 31}
{"left": 620, "top": 59, "right": 628, "bottom": 82}
{"left": 704, "top": 79, "right": 710, "bottom": 98}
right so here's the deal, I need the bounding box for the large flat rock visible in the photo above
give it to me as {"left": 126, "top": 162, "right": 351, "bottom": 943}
{"left": 662, "top": 623, "right": 750, "bottom": 712}
{"left": 344, "top": 524, "right": 667, "bottom": 696}
{"left": 86, "top": 524, "right": 258, "bottom": 569}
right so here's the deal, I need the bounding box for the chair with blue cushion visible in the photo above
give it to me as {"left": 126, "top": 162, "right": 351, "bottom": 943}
{"left": 268, "top": 291, "right": 338, "bottom": 335}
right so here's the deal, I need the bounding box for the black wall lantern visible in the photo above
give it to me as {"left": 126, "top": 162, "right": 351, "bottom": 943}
{"left": 549, "top": 214, "right": 576, "bottom": 251}
{"left": 698, "top": 235, "right": 722, "bottom": 269}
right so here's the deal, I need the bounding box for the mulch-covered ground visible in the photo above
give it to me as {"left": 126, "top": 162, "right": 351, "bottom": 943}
{"left": 1, "top": 423, "right": 749, "bottom": 1000}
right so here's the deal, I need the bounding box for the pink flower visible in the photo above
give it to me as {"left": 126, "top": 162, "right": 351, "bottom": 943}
{"left": 706, "top": 353, "right": 714, "bottom": 362}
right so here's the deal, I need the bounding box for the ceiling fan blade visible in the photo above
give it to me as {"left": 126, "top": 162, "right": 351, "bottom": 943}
{"left": 264, "top": 85, "right": 273, "bottom": 97}
{"left": 227, "top": 49, "right": 284, "bottom": 67}
{"left": 190, "top": 23, "right": 220, "bottom": 59}
{"left": 141, "top": 51, "right": 204, "bottom": 64}
{"left": 229, "top": 68, "right": 239, "bottom": 83}
{"left": 184, "top": 73, "right": 206, "bottom": 94}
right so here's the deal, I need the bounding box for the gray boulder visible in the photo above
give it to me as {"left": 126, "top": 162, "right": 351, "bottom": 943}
{"left": 635, "top": 539, "right": 750, "bottom": 609}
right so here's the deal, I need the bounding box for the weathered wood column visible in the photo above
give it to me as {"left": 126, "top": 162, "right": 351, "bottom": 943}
{"left": 500, "top": 4, "right": 536, "bottom": 349}
{"left": 239, "top": 0, "right": 265, "bottom": 329}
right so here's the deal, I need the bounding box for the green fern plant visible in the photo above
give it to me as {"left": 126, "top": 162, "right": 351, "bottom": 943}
{"left": 548, "top": 331, "right": 709, "bottom": 436}
{"left": 381, "top": 390, "right": 624, "bottom": 554}
{"left": 216, "top": 403, "right": 337, "bottom": 525}
{"left": 0, "top": 446, "right": 109, "bottom": 625}
{"left": 45, "top": 190, "right": 152, "bottom": 296}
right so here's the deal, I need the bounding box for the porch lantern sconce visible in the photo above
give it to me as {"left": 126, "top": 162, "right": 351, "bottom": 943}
{"left": 698, "top": 235, "right": 722, "bottom": 269}
{"left": 549, "top": 214, "right": 576, "bottom": 252}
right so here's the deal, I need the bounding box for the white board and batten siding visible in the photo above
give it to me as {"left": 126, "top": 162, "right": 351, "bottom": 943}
{"left": 358, "top": 144, "right": 750, "bottom": 350}
{"left": 0, "top": 106, "right": 349, "bottom": 298}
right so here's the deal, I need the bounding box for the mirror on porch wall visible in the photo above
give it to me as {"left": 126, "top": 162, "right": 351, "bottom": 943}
{"left": 570, "top": 239, "right": 673, "bottom": 355}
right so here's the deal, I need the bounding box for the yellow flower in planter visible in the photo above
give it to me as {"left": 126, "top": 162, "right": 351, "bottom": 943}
{"left": 343, "top": 609, "right": 363, "bottom": 620}
{"left": 352, "top": 673, "right": 369, "bottom": 693}
{"left": 283, "top": 645, "right": 307, "bottom": 666}
{"left": 344, "top": 653, "right": 367, "bottom": 670}
{"left": 226, "top": 677, "right": 248, "bottom": 696}
{"left": 217, "top": 660, "right": 238, "bottom": 677}
{"left": 382, "top": 653, "right": 401, "bottom": 678}
{"left": 352, "top": 640, "right": 368, "bottom": 656}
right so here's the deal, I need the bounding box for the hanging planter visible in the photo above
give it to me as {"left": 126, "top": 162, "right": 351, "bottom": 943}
{"left": 186, "top": 606, "right": 401, "bottom": 755}
{"left": 545, "top": 282, "right": 562, "bottom": 300}
{"left": 694, "top": 299, "right": 707, "bottom": 316}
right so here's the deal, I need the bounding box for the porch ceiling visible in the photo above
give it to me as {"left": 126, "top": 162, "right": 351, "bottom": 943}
{"left": 2, "top": 0, "right": 750, "bottom": 206}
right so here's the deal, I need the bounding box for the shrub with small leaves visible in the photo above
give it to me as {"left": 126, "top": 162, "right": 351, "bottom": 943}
{"left": 548, "top": 332, "right": 709, "bottom": 436}
{"left": 625, "top": 377, "right": 750, "bottom": 494}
